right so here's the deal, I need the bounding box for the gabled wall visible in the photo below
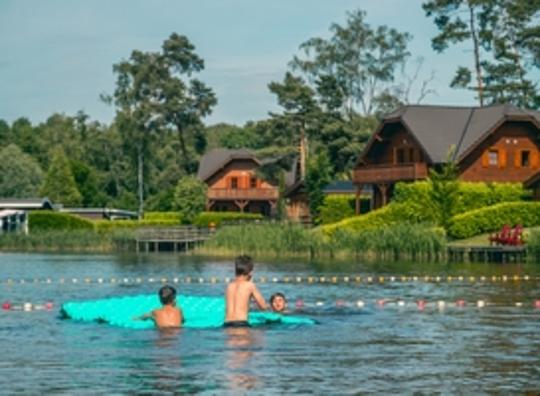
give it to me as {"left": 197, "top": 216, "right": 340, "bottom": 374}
{"left": 206, "top": 159, "right": 276, "bottom": 189}
{"left": 459, "top": 121, "right": 540, "bottom": 182}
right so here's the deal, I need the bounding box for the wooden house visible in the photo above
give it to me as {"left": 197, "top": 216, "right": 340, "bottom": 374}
{"left": 353, "top": 104, "right": 540, "bottom": 211}
{"left": 198, "top": 149, "right": 279, "bottom": 215}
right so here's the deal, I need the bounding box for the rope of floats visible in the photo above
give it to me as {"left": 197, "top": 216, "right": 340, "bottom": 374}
{"left": 1, "top": 274, "right": 539, "bottom": 285}
{"left": 3, "top": 299, "right": 540, "bottom": 312}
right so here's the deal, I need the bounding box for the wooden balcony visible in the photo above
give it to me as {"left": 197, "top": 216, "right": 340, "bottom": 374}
{"left": 353, "top": 162, "right": 429, "bottom": 184}
{"left": 207, "top": 188, "right": 279, "bottom": 201}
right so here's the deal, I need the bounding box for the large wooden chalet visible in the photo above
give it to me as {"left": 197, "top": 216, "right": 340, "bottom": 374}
{"left": 198, "top": 149, "right": 279, "bottom": 215}
{"left": 353, "top": 104, "right": 540, "bottom": 211}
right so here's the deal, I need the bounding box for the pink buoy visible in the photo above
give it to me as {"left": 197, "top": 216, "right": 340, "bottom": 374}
{"left": 45, "top": 302, "right": 53, "bottom": 310}
{"left": 2, "top": 302, "right": 11, "bottom": 310}
{"left": 456, "top": 299, "right": 466, "bottom": 307}
{"left": 295, "top": 299, "right": 304, "bottom": 309}
{"left": 417, "top": 300, "right": 426, "bottom": 310}
{"left": 534, "top": 300, "right": 540, "bottom": 309}
{"left": 335, "top": 299, "right": 346, "bottom": 307}
{"left": 377, "top": 299, "right": 385, "bottom": 307}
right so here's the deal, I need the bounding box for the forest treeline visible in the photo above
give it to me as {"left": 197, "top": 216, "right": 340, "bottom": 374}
{"left": 0, "top": 3, "right": 538, "bottom": 215}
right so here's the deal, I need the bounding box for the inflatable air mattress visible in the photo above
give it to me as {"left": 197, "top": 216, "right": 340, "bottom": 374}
{"left": 61, "top": 294, "right": 315, "bottom": 329}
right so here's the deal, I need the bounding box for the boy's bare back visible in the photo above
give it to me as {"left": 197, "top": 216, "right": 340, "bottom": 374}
{"left": 225, "top": 279, "right": 265, "bottom": 322}
{"left": 153, "top": 305, "right": 183, "bottom": 329}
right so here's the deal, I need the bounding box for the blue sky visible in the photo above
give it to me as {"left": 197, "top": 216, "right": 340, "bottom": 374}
{"left": 0, "top": 0, "right": 477, "bottom": 126}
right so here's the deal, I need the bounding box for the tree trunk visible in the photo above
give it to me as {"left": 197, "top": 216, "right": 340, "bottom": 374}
{"left": 137, "top": 144, "right": 144, "bottom": 220}
{"left": 469, "top": 5, "right": 484, "bottom": 106}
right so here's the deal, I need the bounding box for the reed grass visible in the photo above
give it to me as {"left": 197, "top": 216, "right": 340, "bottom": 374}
{"left": 0, "top": 229, "right": 135, "bottom": 253}
{"left": 198, "top": 222, "right": 447, "bottom": 261}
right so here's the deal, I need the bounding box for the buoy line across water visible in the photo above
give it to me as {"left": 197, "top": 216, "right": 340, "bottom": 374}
{"left": 2, "top": 299, "right": 540, "bottom": 312}
{"left": 1, "top": 274, "right": 538, "bottom": 286}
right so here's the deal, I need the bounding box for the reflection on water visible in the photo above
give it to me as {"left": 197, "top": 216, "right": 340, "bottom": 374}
{"left": 0, "top": 253, "right": 539, "bottom": 394}
{"left": 225, "top": 327, "right": 262, "bottom": 392}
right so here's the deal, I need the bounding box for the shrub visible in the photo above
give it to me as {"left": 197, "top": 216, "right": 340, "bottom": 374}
{"left": 29, "top": 211, "right": 94, "bottom": 232}
{"left": 319, "top": 195, "right": 355, "bottom": 224}
{"left": 94, "top": 219, "right": 180, "bottom": 231}
{"left": 193, "top": 211, "right": 264, "bottom": 227}
{"left": 144, "top": 212, "right": 182, "bottom": 222}
{"left": 447, "top": 202, "right": 540, "bottom": 239}
{"left": 393, "top": 181, "right": 528, "bottom": 216}
{"left": 320, "top": 202, "right": 435, "bottom": 236}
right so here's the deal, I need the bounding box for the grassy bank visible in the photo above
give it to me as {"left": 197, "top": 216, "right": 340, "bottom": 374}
{"left": 0, "top": 229, "right": 135, "bottom": 253}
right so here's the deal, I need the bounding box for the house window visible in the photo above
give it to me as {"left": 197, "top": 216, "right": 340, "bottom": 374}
{"left": 250, "top": 177, "right": 257, "bottom": 188}
{"left": 409, "top": 148, "right": 415, "bottom": 162}
{"left": 230, "top": 177, "right": 238, "bottom": 189}
{"left": 488, "top": 149, "right": 498, "bottom": 166}
{"left": 396, "top": 148, "right": 405, "bottom": 164}
{"left": 521, "top": 151, "right": 530, "bottom": 167}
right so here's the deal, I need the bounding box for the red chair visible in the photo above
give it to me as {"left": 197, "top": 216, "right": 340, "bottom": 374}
{"left": 489, "top": 224, "right": 511, "bottom": 246}
{"left": 507, "top": 224, "right": 523, "bottom": 246}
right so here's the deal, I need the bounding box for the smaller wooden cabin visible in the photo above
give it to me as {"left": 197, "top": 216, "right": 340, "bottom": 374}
{"left": 198, "top": 149, "right": 279, "bottom": 215}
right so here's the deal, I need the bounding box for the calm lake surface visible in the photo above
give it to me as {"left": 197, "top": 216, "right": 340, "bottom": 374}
{"left": 1, "top": 253, "right": 539, "bottom": 394}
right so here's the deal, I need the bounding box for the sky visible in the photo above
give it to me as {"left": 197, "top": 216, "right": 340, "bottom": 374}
{"left": 0, "top": 0, "right": 478, "bottom": 127}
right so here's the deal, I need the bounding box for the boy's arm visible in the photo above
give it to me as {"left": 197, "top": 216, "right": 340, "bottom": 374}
{"left": 251, "top": 284, "right": 268, "bottom": 310}
{"left": 133, "top": 310, "right": 155, "bottom": 321}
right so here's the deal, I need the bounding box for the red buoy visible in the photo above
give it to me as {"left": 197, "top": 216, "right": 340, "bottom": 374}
{"left": 417, "top": 300, "right": 426, "bottom": 310}
{"left": 2, "top": 302, "right": 11, "bottom": 310}
{"left": 456, "top": 299, "right": 466, "bottom": 307}
{"left": 535, "top": 300, "right": 540, "bottom": 309}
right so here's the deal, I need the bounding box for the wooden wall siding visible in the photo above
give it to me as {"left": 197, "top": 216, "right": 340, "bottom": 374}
{"left": 459, "top": 121, "right": 540, "bottom": 183}
{"left": 207, "top": 160, "right": 276, "bottom": 190}
{"left": 353, "top": 162, "right": 428, "bottom": 184}
{"left": 207, "top": 188, "right": 279, "bottom": 200}
{"left": 365, "top": 124, "right": 425, "bottom": 165}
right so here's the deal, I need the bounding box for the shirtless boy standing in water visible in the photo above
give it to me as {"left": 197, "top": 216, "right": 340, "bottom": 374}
{"left": 224, "top": 255, "right": 268, "bottom": 327}
{"left": 137, "top": 285, "right": 184, "bottom": 329}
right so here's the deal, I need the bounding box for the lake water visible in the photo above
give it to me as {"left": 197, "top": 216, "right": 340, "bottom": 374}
{"left": 1, "top": 253, "right": 539, "bottom": 394}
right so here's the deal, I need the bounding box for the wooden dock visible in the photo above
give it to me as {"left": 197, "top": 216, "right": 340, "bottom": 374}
{"left": 447, "top": 245, "right": 526, "bottom": 263}
{"left": 135, "top": 227, "right": 211, "bottom": 253}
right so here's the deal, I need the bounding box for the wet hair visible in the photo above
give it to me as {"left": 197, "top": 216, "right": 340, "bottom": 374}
{"left": 235, "top": 255, "right": 254, "bottom": 276}
{"left": 270, "top": 292, "right": 286, "bottom": 305}
{"left": 158, "top": 285, "right": 177, "bottom": 305}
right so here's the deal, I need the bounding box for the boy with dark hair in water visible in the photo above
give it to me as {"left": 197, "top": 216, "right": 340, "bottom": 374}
{"left": 224, "top": 255, "right": 267, "bottom": 327}
{"left": 269, "top": 292, "right": 287, "bottom": 313}
{"left": 136, "top": 285, "right": 184, "bottom": 329}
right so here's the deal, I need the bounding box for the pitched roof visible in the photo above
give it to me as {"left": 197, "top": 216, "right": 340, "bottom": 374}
{"left": 366, "top": 104, "right": 540, "bottom": 164}
{"left": 0, "top": 198, "right": 53, "bottom": 210}
{"left": 197, "top": 149, "right": 259, "bottom": 182}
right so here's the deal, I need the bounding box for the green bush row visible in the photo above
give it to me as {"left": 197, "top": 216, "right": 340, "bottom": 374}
{"left": 29, "top": 211, "right": 95, "bottom": 232}
{"left": 318, "top": 195, "right": 371, "bottom": 225}
{"left": 94, "top": 219, "right": 181, "bottom": 231}
{"left": 447, "top": 202, "right": 540, "bottom": 239}
{"left": 393, "top": 181, "right": 529, "bottom": 216}
{"left": 193, "top": 211, "right": 264, "bottom": 227}
{"left": 144, "top": 211, "right": 182, "bottom": 222}
{"left": 320, "top": 201, "right": 435, "bottom": 236}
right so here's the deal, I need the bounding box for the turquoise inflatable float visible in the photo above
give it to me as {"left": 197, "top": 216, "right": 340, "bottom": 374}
{"left": 61, "top": 294, "right": 316, "bottom": 329}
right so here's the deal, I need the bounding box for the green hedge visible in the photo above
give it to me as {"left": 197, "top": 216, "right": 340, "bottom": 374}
{"left": 193, "top": 211, "right": 264, "bottom": 227}
{"left": 29, "top": 211, "right": 95, "bottom": 232}
{"left": 320, "top": 201, "right": 436, "bottom": 236}
{"left": 447, "top": 202, "right": 540, "bottom": 239}
{"left": 393, "top": 181, "right": 529, "bottom": 216}
{"left": 94, "top": 219, "right": 180, "bottom": 231}
{"left": 319, "top": 195, "right": 371, "bottom": 225}
{"left": 144, "top": 212, "right": 182, "bottom": 222}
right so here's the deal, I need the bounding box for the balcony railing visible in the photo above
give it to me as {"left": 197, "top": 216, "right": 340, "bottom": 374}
{"left": 353, "top": 162, "right": 428, "bottom": 184}
{"left": 207, "top": 188, "right": 279, "bottom": 201}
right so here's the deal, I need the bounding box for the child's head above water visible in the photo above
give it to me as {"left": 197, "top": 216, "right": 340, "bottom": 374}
{"left": 235, "top": 255, "right": 254, "bottom": 278}
{"left": 158, "top": 285, "right": 177, "bottom": 305}
{"left": 270, "top": 292, "right": 287, "bottom": 312}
